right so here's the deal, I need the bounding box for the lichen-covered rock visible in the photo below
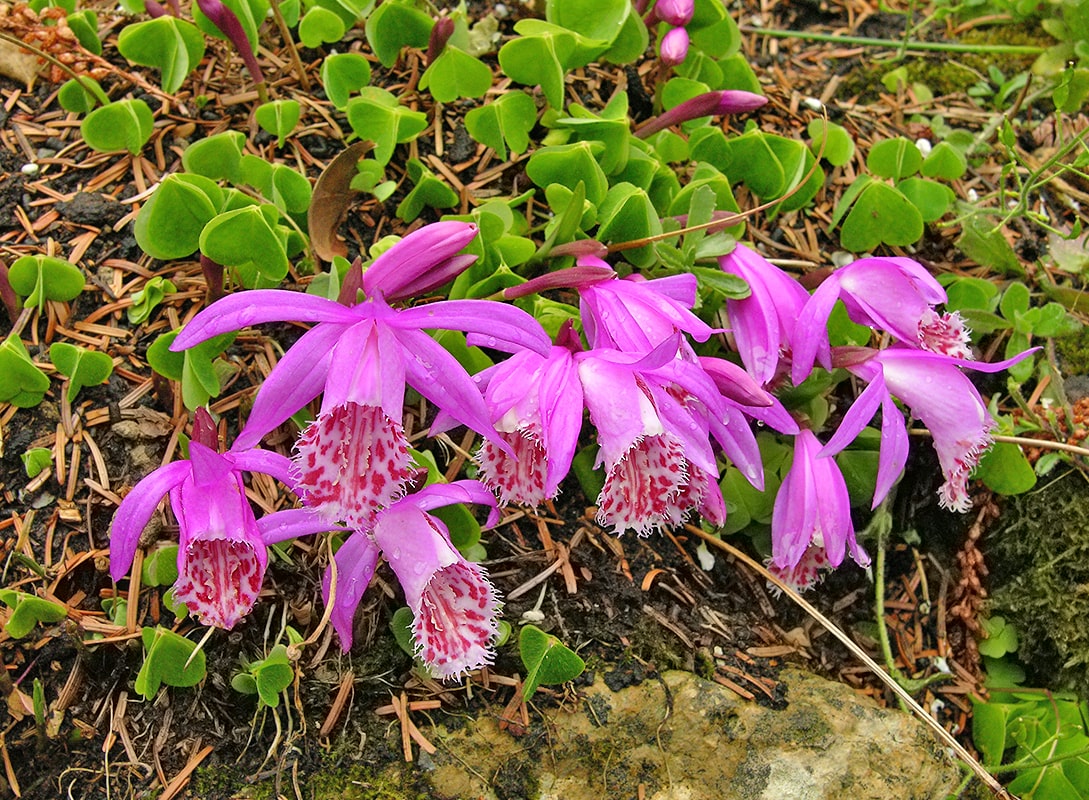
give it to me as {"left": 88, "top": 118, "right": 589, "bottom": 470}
{"left": 427, "top": 669, "right": 959, "bottom": 800}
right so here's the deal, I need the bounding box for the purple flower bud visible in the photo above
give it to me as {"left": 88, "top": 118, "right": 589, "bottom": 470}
{"left": 635, "top": 90, "right": 767, "bottom": 139}
{"left": 659, "top": 26, "right": 689, "bottom": 66}
{"left": 427, "top": 16, "right": 455, "bottom": 64}
{"left": 656, "top": 0, "right": 694, "bottom": 27}
{"left": 195, "top": 0, "right": 264, "bottom": 87}
{"left": 502, "top": 264, "right": 616, "bottom": 299}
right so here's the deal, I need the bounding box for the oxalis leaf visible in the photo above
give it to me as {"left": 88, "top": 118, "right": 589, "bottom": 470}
{"left": 0, "top": 590, "right": 67, "bottom": 638}
{"left": 320, "top": 52, "right": 371, "bottom": 110}
{"left": 116, "top": 16, "right": 205, "bottom": 94}
{"left": 345, "top": 88, "right": 428, "bottom": 165}
{"left": 49, "top": 342, "right": 113, "bottom": 402}
{"left": 81, "top": 99, "right": 155, "bottom": 155}
{"left": 519, "top": 624, "right": 585, "bottom": 701}
{"left": 21, "top": 447, "right": 52, "bottom": 478}
{"left": 135, "top": 626, "right": 207, "bottom": 698}
{"left": 8, "top": 254, "right": 85, "bottom": 312}
{"left": 0, "top": 333, "right": 50, "bottom": 408}
{"left": 147, "top": 328, "right": 237, "bottom": 410}
{"left": 254, "top": 99, "right": 300, "bottom": 149}
{"left": 420, "top": 46, "right": 492, "bottom": 103}
{"left": 839, "top": 182, "right": 923, "bottom": 252}
{"left": 464, "top": 91, "right": 537, "bottom": 160}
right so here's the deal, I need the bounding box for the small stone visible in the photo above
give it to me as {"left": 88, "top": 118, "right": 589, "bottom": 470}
{"left": 20, "top": 163, "right": 39, "bottom": 176}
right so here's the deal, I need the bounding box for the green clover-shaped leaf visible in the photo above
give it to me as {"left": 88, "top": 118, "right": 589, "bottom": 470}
{"left": 49, "top": 342, "right": 113, "bottom": 402}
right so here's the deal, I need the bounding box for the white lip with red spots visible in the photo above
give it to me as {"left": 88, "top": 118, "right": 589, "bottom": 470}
{"left": 293, "top": 402, "right": 414, "bottom": 529}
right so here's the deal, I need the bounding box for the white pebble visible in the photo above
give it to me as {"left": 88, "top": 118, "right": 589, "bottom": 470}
{"left": 967, "top": 188, "right": 979, "bottom": 202}
{"left": 20, "top": 163, "right": 39, "bottom": 176}
{"left": 915, "top": 137, "right": 932, "bottom": 156}
{"left": 803, "top": 97, "right": 823, "bottom": 112}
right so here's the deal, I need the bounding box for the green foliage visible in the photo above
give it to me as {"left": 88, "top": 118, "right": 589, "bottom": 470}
{"left": 127, "top": 276, "right": 177, "bottom": 325}
{"left": 48, "top": 342, "right": 113, "bottom": 402}
{"left": 321, "top": 53, "right": 372, "bottom": 110}
{"left": 396, "top": 158, "right": 459, "bottom": 222}
{"left": 972, "top": 689, "right": 1089, "bottom": 798}
{"left": 807, "top": 119, "right": 855, "bottom": 167}
{"left": 81, "top": 99, "right": 155, "bottom": 155}
{"left": 8, "top": 255, "right": 84, "bottom": 312}
{"left": 135, "top": 626, "right": 207, "bottom": 698}
{"left": 66, "top": 9, "right": 101, "bottom": 54}
{"left": 499, "top": 23, "right": 576, "bottom": 109}
{"left": 420, "top": 46, "right": 493, "bottom": 103}
{"left": 349, "top": 160, "right": 397, "bottom": 202}
{"left": 231, "top": 644, "right": 295, "bottom": 707}
{"left": 365, "top": 0, "right": 433, "bottom": 68}
{"left": 147, "top": 329, "right": 238, "bottom": 410}
{"left": 21, "top": 447, "right": 52, "bottom": 478}
{"left": 345, "top": 88, "right": 428, "bottom": 165}
{"left": 182, "top": 131, "right": 246, "bottom": 182}
{"left": 255, "top": 100, "right": 300, "bottom": 148}
{"left": 0, "top": 590, "right": 67, "bottom": 638}
{"left": 465, "top": 91, "right": 538, "bottom": 161}
{"left": 979, "top": 616, "right": 1020, "bottom": 659}
{"left": 134, "top": 174, "right": 221, "bottom": 260}
{"left": 58, "top": 77, "right": 107, "bottom": 113}
{"left": 117, "top": 17, "right": 205, "bottom": 94}
{"left": 0, "top": 333, "right": 50, "bottom": 408}
{"left": 519, "top": 624, "right": 585, "bottom": 701}
{"left": 141, "top": 543, "right": 180, "bottom": 588}
{"left": 527, "top": 142, "right": 608, "bottom": 206}
{"left": 298, "top": 6, "right": 345, "bottom": 47}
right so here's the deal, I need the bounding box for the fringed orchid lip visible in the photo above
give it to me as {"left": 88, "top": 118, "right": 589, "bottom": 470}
{"left": 323, "top": 482, "right": 501, "bottom": 679}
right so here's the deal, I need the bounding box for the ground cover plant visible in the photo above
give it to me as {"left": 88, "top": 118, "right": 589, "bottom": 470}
{"left": 1, "top": 0, "right": 1089, "bottom": 796}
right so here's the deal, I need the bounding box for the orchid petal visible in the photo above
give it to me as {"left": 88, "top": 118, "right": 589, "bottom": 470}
{"left": 322, "top": 320, "right": 406, "bottom": 421}
{"left": 258, "top": 507, "right": 339, "bottom": 544}
{"left": 110, "top": 460, "right": 192, "bottom": 580}
{"left": 362, "top": 222, "right": 478, "bottom": 301}
{"left": 323, "top": 533, "right": 381, "bottom": 650}
{"left": 171, "top": 291, "right": 358, "bottom": 350}
{"left": 229, "top": 448, "right": 298, "bottom": 491}
{"left": 397, "top": 300, "right": 551, "bottom": 356}
{"left": 821, "top": 372, "right": 888, "bottom": 457}
{"left": 790, "top": 276, "right": 842, "bottom": 385}
{"left": 401, "top": 480, "right": 500, "bottom": 529}
{"left": 393, "top": 328, "right": 498, "bottom": 442}
{"left": 872, "top": 394, "right": 909, "bottom": 508}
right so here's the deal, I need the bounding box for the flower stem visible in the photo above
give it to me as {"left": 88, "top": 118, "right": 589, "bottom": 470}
{"left": 738, "top": 25, "right": 1045, "bottom": 55}
{"left": 267, "top": 0, "right": 309, "bottom": 92}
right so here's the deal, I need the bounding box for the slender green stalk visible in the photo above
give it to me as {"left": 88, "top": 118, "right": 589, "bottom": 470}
{"left": 739, "top": 25, "right": 1045, "bottom": 55}
{"left": 267, "top": 0, "right": 310, "bottom": 92}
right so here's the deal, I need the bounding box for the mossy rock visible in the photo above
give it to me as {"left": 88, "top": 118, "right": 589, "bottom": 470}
{"left": 987, "top": 469, "right": 1089, "bottom": 695}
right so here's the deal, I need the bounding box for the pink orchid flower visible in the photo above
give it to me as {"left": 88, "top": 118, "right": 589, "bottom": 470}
{"left": 109, "top": 409, "right": 331, "bottom": 629}
{"left": 318, "top": 481, "right": 501, "bottom": 679}
{"left": 718, "top": 244, "right": 817, "bottom": 387}
{"left": 771, "top": 428, "right": 869, "bottom": 577}
{"left": 171, "top": 222, "right": 550, "bottom": 529}
{"left": 791, "top": 257, "right": 972, "bottom": 385}
{"left": 578, "top": 334, "right": 766, "bottom": 536}
{"left": 461, "top": 321, "right": 585, "bottom": 507}
{"left": 824, "top": 347, "right": 1035, "bottom": 512}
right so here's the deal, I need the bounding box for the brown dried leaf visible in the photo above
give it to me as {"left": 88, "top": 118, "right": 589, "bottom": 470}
{"left": 309, "top": 141, "right": 374, "bottom": 262}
